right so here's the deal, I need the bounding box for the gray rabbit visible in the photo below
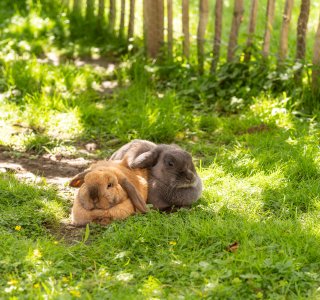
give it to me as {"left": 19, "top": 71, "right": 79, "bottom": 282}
{"left": 109, "top": 139, "right": 202, "bottom": 211}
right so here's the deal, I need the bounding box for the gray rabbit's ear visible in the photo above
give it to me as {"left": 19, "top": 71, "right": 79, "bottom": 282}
{"left": 69, "top": 169, "right": 90, "bottom": 188}
{"left": 130, "top": 147, "right": 162, "bottom": 169}
{"left": 119, "top": 178, "right": 147, "bottom": 213}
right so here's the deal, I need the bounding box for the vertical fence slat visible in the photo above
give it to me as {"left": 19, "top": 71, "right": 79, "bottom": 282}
{"left": 98, "top": 0, "right": 105, "bottom": 31}
{"left": 262, "top": 0, "right": 275, "bottom": 58}
{"left": 63, "top": 0, "right": 70, "bottom": 8}
{"left": 182, "top": 0, "right": 190, "bottom": 59}
{"left": 227, "top": 0, "right": 244, "bottom": 62}
{"left": 86, "top": 0, "right": 95, "bottom": 22}
{"left": 244, "top": 0, "right": 258, "bottom": 62}
{"left": 278, "top": 0, "right": 294, "bottom": 63}
{"left": 144, "top": 0, "right": 164, "bottom": 58}
{"left": 167, "top": 0, "right": 173, "bottom": 57}
{"left": 109, "top": 0, "right": 116, "bottom": 32}
{"left": 119, "top": 0, "right": 126, "bottom": 37}
{"left": 197, "top": 0, "right": 209, "bottom": 74}
{"left": 312, "top": 17, "right": 320, "bottom": 93}
{"left": 128, "top": 0, "right": 135, "bottom": 40}
{"left": 295, "top": 0, "right": 310, "bottom": 82}
{"left": 73, "top": 0, "right": 82, "bottom": 15}
{"left": 211, "top": 0, "right": 223, "bottom": 72}
{"left": 296, "top": 0, "right": 310, "bottom": 61}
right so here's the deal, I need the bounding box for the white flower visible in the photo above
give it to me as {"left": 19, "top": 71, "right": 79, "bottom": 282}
{"left": 11, "top": 89, "right": 21, "bottom": 97}
{"left": 4, "top": 286, "right": 16, "bottom": 293}
{"left": 271, "top": 107, "right": 287, "bottom": 116}
{"left": 115, "top": 251, "right": 128, "bottom": 259}
{"left": 18, "top": 40, "right": 31, "bottom": 51}
{"left": 292, "top": 62, "right": 303, "bottom": 71}
{"left": 204, "top": 282, "right": 218, "bottom": 291}
{"left": 199, "top": 261, "right": 210, "bottom": 269}
{"left": 116, "top": 272, "right": 133, "bottom": 282}
{"left": 280, "top": 73, "right": 289, "bottom": 81}
{"left": 267, "top": 71, "right": 276, "bottom": 79}
{"left": 230, "top": 96, "right": 244, "bottom": 108}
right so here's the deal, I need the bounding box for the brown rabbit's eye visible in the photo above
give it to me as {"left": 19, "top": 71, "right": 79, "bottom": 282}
{"left": 107, "top": 183, "right": 113, "bottom": 188}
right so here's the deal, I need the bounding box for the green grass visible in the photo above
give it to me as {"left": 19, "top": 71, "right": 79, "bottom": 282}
{"left": 1, "top": 1, "right": 320, "bottom": 299}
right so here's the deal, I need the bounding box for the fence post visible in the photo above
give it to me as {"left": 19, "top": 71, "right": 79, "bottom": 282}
{"left": 244, "top": 0, "right": 258, "bottom": 62}
{"left": 144, "top": 0, "right": 164, "bottom": 58}
{"left": 197, "top": 0, "right": 209, "bottom": 74}
{"left": 262, "top": 0, "right": 275, "bottom": 58}
{"left": 128, "top": 0, "right": 135, "bottom": 40}
{"left": 227, "top": 0, "right": 244, "bottom": 62}
{"left": 278, "top": 0, "right": 294, "bottom": 63}
{"left": 167, "top": 0, "right": 173, "bottom": 57}
{"left": 211, "top": 0, "right": 223, "bottom": 72}
{"left": 312, "top": 17, "right": 320, "bottom": 94}
{"left": 182, "top": 0, "right": 190, "bottom": 59}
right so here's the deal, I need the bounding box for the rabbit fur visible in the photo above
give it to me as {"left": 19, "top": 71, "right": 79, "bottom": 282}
{"left": 69, "top": 160, "right": 148, "bottom": 226}
{"left": 109, "top": 140, "right": 202, "bottom": 211}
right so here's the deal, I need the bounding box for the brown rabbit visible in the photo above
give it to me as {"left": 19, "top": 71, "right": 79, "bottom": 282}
{"left": 69, "top": 160, "right": 148, "bottom": 226}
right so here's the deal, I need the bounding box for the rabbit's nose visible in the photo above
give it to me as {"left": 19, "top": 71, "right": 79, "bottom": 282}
{"left": 186, "top": 171, "right": 194, "bottom": 182}
{"left": 89, "top": 186, "right": 99, "bottom": 202}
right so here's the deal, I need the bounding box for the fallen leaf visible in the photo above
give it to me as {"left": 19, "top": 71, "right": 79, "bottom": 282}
{"left": 226, "top": 241, "right": 239, "bottom": 253}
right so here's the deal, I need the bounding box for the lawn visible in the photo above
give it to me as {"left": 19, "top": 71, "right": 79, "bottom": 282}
{"left": 1, "top": 1, "right": 320, "bottom": 299}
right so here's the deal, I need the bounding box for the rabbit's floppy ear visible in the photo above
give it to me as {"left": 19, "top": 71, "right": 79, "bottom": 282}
{"left": 69, "top": 169, "right": 90, "bottom": 188}
{"left": 130, "top": 147, "right": 162, "bottom": 169}
{"left": 119, "top": 178, "right": 147, "bottom": 213}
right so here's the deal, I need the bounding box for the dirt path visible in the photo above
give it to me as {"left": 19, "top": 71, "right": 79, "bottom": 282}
{"left": 0, "top": 148, "right": 91, "bottom": 185}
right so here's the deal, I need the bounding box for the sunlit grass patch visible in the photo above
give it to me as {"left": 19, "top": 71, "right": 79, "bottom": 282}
{"left": 0, "top": 173, "right": 69, "bottom": 238}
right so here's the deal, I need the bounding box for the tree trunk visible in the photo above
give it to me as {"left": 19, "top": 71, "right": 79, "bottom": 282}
{"left": 182, "top": 0, "right": 190, "bottom": 58}
{"left": 128, "top": 0, "right": 135, "bottom": 40}
{"left": 98, "top": 0, "right": 105, "bottom": 32}
{"left": 144, "top": 0, "right": 164, "bottom": 58}
{"left": 278, "top": 0, "right": 294, "bottom": 63}
{"left": 312, "top": 17, "right": 320, "bottom": 93}
{"left": 167, "top": 0, "right": 173, "bottom": 57}
{"left": 227, "top": 0, "right": 244, "bottom": 62}
{"left": 119, "top": 0, "right": 126, "bottom": 37}
{"left": 262, "top": 0, "right": 275, "bottom": 58}
{"left": 109, "top": 0, "right": 116, "bottom": 32}
{"left": 211, "top": 0, "right": 223, "bottom": 72}
{"left": 244, "top": 0, "right": 258, "bottom": 62}
{"left": 197, "top": 0, "right": 209, "bottom": 74}
{"left": 86, "top": 0, "right": 95, "bottom": 22}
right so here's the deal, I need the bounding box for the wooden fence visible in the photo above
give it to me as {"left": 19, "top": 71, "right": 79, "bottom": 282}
{"left": 68, "top": 0, "right": 320, "bottom": 92}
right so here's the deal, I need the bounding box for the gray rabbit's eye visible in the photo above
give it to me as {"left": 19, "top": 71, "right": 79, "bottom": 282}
{"left": 168, "top": 161, "right": 174, "bottom": 167}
